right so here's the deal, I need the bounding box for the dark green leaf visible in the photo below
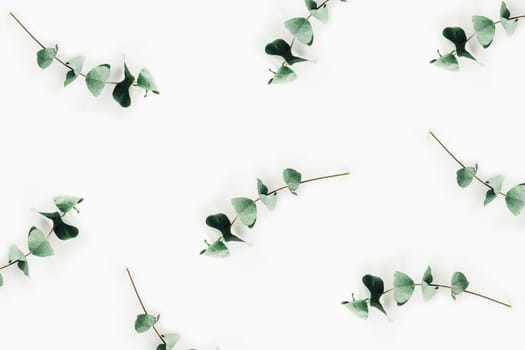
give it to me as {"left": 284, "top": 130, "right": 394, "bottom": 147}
{"left": 205, "top": 213, "right": 244, "bottom": 242}
{"left": 362, "top": 274, "right": 386, "bottom": 315}
{"left": 257, "top": 178, "right": 277, "bottom": 210}
{"left": 342, "top": 299, "right": 368, "bottom": 319}
{"left": 36, "top": 46, "right": 57, "bottom": 69}
{"left": 393, "top": 271, "right": 415, "bottom": 306}
{"left": 283, "top": 168, "right": 302, "bottom": 194}
{"left": 265, "top": 39, "right": 308, "bottom": 65}
{"left": 472, "top": 16, "right": 496, "bottom": 48}
{"left": 451, "top": 272, "right": 469, "bottom": 299}
{"left": 134, "top": 314, "right": 159, "bottom": 333}
{"left": 285, "top": 17, "right": 314, "bottom": 46}
{"left": 421, "top": 266, "right": 438, "bottom": 301}
{"left": 200, "top": 240, "right": 230, "bottom": 258}
{"left": 112, "top": 63, "right": 136, "bottom": 108}
{"left": 430, "top": 52, "right": 459, "bottom": 71}
{"left": 64, "top": 56, "right": 85, "bottom": 87}
{"left": 54, "top": 196, "right": 83, "bottom": 214}
{"left": 484, "top": 175, "right": 503, "bottom": 206}
{"left": 137, "top": 68, "right": 159, "bottom": 95}
{"left": 505, "top": 184, "right": 525, "bottom": 215}
{"left": 268, "top": 66, "right": 297, "bottom": 84}
{"left": 39, "top": 212, "right": 79, "bottom": 240}
{"left": 456, "top": 165, "right": 477, "bottom": 188}
{"left": 231, "top": 198, "right": 257, "bottom": 228}
{"left": 501, "top": 1, "right": 511, "bottom": 18}
{"left": 85, "top": 64, "right": 111, "bottom": 96}
{"left": 442, "top": 27, "right": 476, "bottom": 60}
{"left": 305, "top": 0, "right": 328, "bottom": 23}
{"left": 8, "top": 245, "right": 29, "bottom": 277}
{"left": 27, "top": 226, "right": 54, "bottom": 257}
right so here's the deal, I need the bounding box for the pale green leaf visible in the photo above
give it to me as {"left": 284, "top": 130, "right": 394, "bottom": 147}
{"left": 484, "top": 175, "right": 503, "bottom": 206}
{"left": 305, "top": 0, "right": 328, "bottom": 23}
{"left": 257, "top": 178, "right": 277, "bottom": 210}
{"left": 36, "top": 46, "right": 57, "bottom": 69}
{"left": 64, "top": 56, "right": 85, "bottom": 87}
{"left": 54, "top": 196, "right": 83, "bottom": 214}
{"left": 505, "top": 184, "right": 525, "bottom": 215}
{"left": 285, "top": 17, "right": 314, "bottom": 46}
{"left": 283, "top": 168, "right": 302, "bottom": 194}
{"left": 85, "top": 64, "right": 111, "bottom": 96}
{"left": 156, "top": 333, "right": 181, "bottom": 350}
{"left": 8, "top": 245, "right": 29, "bottom": 277}
{"left": 200, "top": 240, "right": 230, "bottom": 258}
{"left": 501, "top": 17, "right": 519, "bottom": 35}
{"left": 421, "top": 266, "right": 438, "bottom": 301}
{"left": 231, "top": 197, "right": 257, "bottom": 228}
{"left": 451, "top": 272, "right": 469, "bottom": 299}
{"left": 430, "top": 52, "right": 459, "bottom": 71}
{"left": 456, "top": 165, "right": 477, "bottom": 188}
{"left": 394, "top": 271, "right": 415, "bottom": 306}
{"left": 134, "top": 314, "right": 159, "bottom": 333}
{"left": 342, "top": 299, "right": 368, "bottom": 319}
{"left": 0, "top": 273, "right": 3, "bottom": 287}
{"left": 137, "top": 68, "right": 159, "bottom": 95}
{"left": 472, "top": 16, "right": 496, "bottom": 48}
{"left": 28, "top": 227, "right": 54, "bottom": 257}
{"left": 268, "top": 66, "right": 297, "bottom": 84}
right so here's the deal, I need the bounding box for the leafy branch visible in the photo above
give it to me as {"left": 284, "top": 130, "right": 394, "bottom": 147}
{"left": 201, "top": 168, "right": 349, "bottom": 257}
{"left": 126, "top": 268, "right": 182, "bottom": 350}
{"left": 431, "top": 2, "right": 525, "bottom": 70}
{"left": 0, "top": 196, "right": 83, "bottom": 286}
{"left": 265, "top": 0, "right": 346, "bottom": 84}
{"left": 9, "top": 12, "right": 159, "bottom": 108}
{"left": 430, "top": 131, "right": 525, "bottom": 216}
{"left": 343, "top": 266, "right": 511, "bottom": 320}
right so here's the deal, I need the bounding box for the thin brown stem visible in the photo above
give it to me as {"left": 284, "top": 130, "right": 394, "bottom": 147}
{"left": 125, "top": 268, "right": 166, "bottom": 344}
{"left": 429, "top": 131, "right": 506, "bottom": 196}
{"left": 230, "top": 171, "right": 349, "bottom": 225}
{"left": 9, "top": 12, "right": 119, "bottom": 85}
{"left": 381, "top": 283, "right": 511, "bottom": 308}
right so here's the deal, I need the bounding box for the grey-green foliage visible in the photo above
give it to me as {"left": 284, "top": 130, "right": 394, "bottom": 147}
{"left": 135, "top": 314, "right": 159, "bottom": 333}
{"left": 454, "top": 164, "right": 525, "bottom": 216}
{"left": 33, "top": 45, "right": 158, "bottom": 107}
{"left": 265, "top": 0, "right": 346, "bottom": 84}
{"left": 201, "top": 168, "right": 304, "bottom": 257}
{"left": 431, "top": 2, "right": 521, "bottom": 70}
{"left": 343, "top": 267, "right": 487, "bottom": 319}
{"left": 0, "top": 196, "right": 82, "bottom": 287}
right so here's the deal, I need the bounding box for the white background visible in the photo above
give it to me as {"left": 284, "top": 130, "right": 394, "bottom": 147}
{"left": 0, "top": 0, "right": 523, "bottom": 349}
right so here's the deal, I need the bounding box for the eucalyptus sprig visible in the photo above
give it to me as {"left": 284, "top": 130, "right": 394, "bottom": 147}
{"left": 126, "top": 268, "right": 183, "bottom": 350}
{"left": 9, "top": 12, "right": 159, "bottom": 108}
{"left": 430, "top": 131, "right": 525, "bottom": 216}
{"left": 265, "top": 0, "right": 346, "bottom": 84}
{"left": 431, "top": 2, "right": 525, "bottom": 70}
{"left": 200, "top": 168, "right": 349, "bottom": 257}
{"left": 0, "top": 196, "right": 83, "bottom": 286}
{"left": 343, "top": 266, "right": 511, "bottom": 320}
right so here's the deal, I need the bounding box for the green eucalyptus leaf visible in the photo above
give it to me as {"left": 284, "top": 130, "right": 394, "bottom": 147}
{"left": 393, "top": 271, "right": 415, "bottom": 306}
{"left": 442, "top": 27, "right": 476, "bottom": 61}
{"left": 8, "top": 245, "right": 29, "bottom": 277}
{"left": 0, "top": 273, "right": 3, "bottom": 287}
{"left": 265, "top": 39, "right": 308, "bottom": 65}
{"left": 472, "top": 16, "right": 496, "bottom": 48}
{"left": 362, "top": 274, "right": 386, "bottom": 315}
{"left": 501, "top": 1, "right": 511, "bottom": 18}
{"left": 484, "top": 175, "right": 503, "bottom": 206}
{"left": 342, "top": 299, "right": 368, "bottom": 319}
{"left": 451, "top": 272, "right": 469, "bottom": 299}
{"left": 305, "top": 0, "right": 328, "bottom": 23}
{"left": 231, "top": 198, "right": 257, "bottom": 228}
{"left": 54, "top": 196, "right": 83, "bottom": 214}
{"left": 85, "top": 64, "right": 111, "bottom": 96}
{"left": 501, "top": 17, "right": 519, "bottom": 35}
{"left": 421, "top": 266, "right": 438, "bottom": 301}
{"left": 268, "top": 66, "right": 297, "bottom": 84}
{"left": 27, "top": 227, "right": 54, "bottom": 257}
{"left": 285, "top": 17, "right": 314, "bottom": 46}
{"left": 456, "top": 165, "right": 477, "bottom": 188}
{"left": 36, "top": 46, "right": 57, "bottom": 69}
{"left": 134, "top": 314, "right": 159, "bottom": 333}
{"left": 283, "top": 168, "right": 302, "bottom": 194}
{"left": 137, "top": 68, "right": 159, "bottom": 95}
{"left": 113, "top": 63, "right": 136, "bottom": 108}
{"left": 64, "top": 56, "right": 85, "bottom": 87}
{"left": 205, "top": 213, "right": 244, "bottom": 242}
{"left": 257, "top": 178, "right": 277, "bottom": 210}
{"left": 200, "top": 240, "right": 230, "bottom": 258}
{"left": 38, "top": 212, "right": 79, "bottom": 240}
{"left": 156, "top": 334, "right": 181, "bottom": 350}
{"left": 505, "top": 184, "right": 525, "bottom": 215}
{"left": 430, "top": 52, "right": 459, "bottom": 71}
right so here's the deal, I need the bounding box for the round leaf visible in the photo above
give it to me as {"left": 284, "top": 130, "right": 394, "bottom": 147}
{"left": 472, "top": 16, "right": 496, "bottom": 48}
{"left": 284, "top": 17, "right": 314, "bottom": 46}
{"left": 430, "top": 52, "right": 459, "bottom": 71}
{"left": 85, "top": 64, "right": 111, "bottom": 97}
{"left": 505, "top": 184, "right": 525, "bottom": 215}
{"left": 305, "top": 0, "right": 328, "bottom": 23}
{"left": 8, "top": 245, "right": 29, "bottom": 277}
{"left": 484, "top": 175, "right": 503, "bottom": 206}
{"left": 64, "top": 56, "right": 85, "bottom": 87}
{"left": 283, "top": 168, "right": 302, "bottom": 194}
{"left": 268, "top": 66, "right": 297, "bottom": 84}
{"left": 36, "top": 46, "right": 57, "bottom": 69}
{"left": 456, "top": 165, "right": 477, "bottom": 188}
{"left": 137, "top": 68, "right": 159, "bottom": 94}
{"left": 28, "top": 227, "right": 54, "bottom": 257}
{"left": 451, "top": 272, "right": 469, "bottom": 299}
{"left": 342, "top": 299, "right": 368, "bottom": 319}
{"left": 134, "top": 314, "right": 159, "bottom": 333}
{"left": 231, "top": 198, "right": 257, "bottom": 228}
{"left": 257, "top": 178, "right": 277, "bottom": 210}
{"left": 393, "top": 271, "right": 415, "bottom": 306}
{"left": 421, "top": 266, "right": 438, "bottom": 301}
{"left": 200, "top": 240, "right": 230, "bottom": 258}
